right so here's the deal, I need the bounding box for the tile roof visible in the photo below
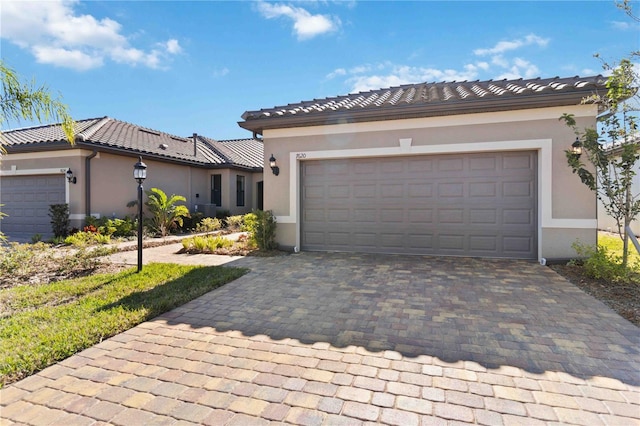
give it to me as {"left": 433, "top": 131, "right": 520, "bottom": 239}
{"left": 239, "top": 75, "right": 608, "bottom": 134}
{"left": 2, "top": 117, "right": 263, "bottom": 170}
{"left": 198, "top": 136, "right": 264, "bottom": 169}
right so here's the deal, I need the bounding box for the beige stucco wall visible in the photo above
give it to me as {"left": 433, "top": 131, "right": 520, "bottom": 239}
{"left": 261, "top": 105, "right": 599, "bottom": 259}
{"left": 1, "top": 149, "right": 263, "bottom": 230}
{"left": 1, "top": 149, "right": 88, "bottom": 230}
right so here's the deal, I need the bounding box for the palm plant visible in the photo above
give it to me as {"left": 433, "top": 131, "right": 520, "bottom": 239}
{"left": 144, "top": 188, "right": 190, "bottom": 237}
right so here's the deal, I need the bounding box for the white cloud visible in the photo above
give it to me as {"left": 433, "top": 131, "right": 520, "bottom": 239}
{"left": 610, "top": 20, "right": 640, "bottom": 31}
{"left": 256, "top": 1, "right": 340, "bottom": 40}
{"left": 212, "top": 67, "right": 230, "bottom": 78}
{"left": 341, "top": 63, "right": 480, "bottom": 93}
{"left": 474, "top": 33, "right": 549, "bottom": 56}
{"left": 326, "top": 68, "right": 347, "bottom": 79}
{"left": 495, "top": 58, "right": 540, "bottom": 80}
{"left": 0, "top": 0, "right": 182, "bottom": 71}
{"left": 32, "top": 45, "right": 103, "bottom": 71}
{"left": 165, "top": 39, "right": 182, "bottom": 54}
{"left": 330, "top": 32, "right": 552, "bottom": 92}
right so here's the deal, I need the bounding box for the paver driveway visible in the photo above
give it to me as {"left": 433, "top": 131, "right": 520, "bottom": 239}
{"left": 1, "top": 252, "right": 639, "bottom": 425}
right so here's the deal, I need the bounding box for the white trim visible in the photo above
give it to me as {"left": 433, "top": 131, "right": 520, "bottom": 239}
{"left": 2, "top": 150, "right": 93, "bottom": 160}
{"left": 264, "top": 105, "right": 598, "bottom": 139}
{"left": 1, "top": 167, "right": 72, "bottom": 207}
{"left": 1, "top": 167, "right": 68, "bottom": 176}
{"left": 274, "top": 138, "right": 597, "bottom": 259}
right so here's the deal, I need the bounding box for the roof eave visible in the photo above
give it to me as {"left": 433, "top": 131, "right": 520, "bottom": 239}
{"left": 239, "top": 90, "right": 602, "bottom": 135}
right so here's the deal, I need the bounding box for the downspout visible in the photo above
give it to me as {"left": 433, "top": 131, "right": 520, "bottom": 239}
{"left": 85, "top": 150, "right": 98, "bottom": 219}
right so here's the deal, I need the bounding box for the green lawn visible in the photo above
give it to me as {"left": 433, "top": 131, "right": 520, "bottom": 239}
{"left": 598, "top": 232, "right": 640, "bottom": 267}
{"left": 0, "top": 263, "right": 247, "bottom": 387}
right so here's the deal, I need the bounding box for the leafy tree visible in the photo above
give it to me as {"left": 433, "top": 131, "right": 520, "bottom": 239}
{"left": 560, "top": 4, "right": 639, "bottom": 267}
{"left": 0, "top": 61, "right": 75, "bottom": 242}
{"left": 1, "top": 60, "right": 75, "bottom": 149}
{"left": 144, "top": 188, "right": 190, "bottom": 237}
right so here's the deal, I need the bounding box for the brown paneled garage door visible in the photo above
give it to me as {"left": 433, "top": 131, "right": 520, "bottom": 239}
{"left": 301, "top": 151, "right": 537, "bottom": 259}
{"left": 0, "top": 175, "right": 65, "bottom": 241}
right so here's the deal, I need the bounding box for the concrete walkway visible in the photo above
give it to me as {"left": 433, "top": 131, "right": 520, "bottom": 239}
{"left": 1, "top": 250, "right": 639, "bottom": 425}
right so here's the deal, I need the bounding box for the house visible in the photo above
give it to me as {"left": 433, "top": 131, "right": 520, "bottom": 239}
{"left": 239, "top": 75, "right": 608, "bottom": 261}
{"left": 0, "top": 117, "right": 264, "bottom": 241}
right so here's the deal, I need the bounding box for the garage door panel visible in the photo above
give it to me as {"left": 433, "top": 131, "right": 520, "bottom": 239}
{"left": 469, "top": 235, "right": 498, "bottom": 252}
{"left": 470, "top": 209, "right": 498, "bottom": 224}
{"left": 408, "top": 183, "right": 433, "bottom": 198}
{"left": 503, "top": 209, "right": 533, "bottom": 225}
{"left": 439, "top": 235, "right": 465, "bottom": 250}
{"left": 1, "top": 174, "right": 65, "bottom": 240}
{"left": 380, "top": 233, "right": 404, "bottom": 248}
{"left": 353, "top": 184, "right": 376, "bottom": 198}
{"left": 301, "top": 152, "right": 537, "bottom": 259}
{"left": 438, "top": 158, "right": 464, "bottom": 172}
{"left": 354, "top": 233, "right": 377, "bottom": 247}
{"left": 503, "top": 181, "right": 534, "bottom": 197}
{"left": 504, "top": 236, "right": 534, "bottom": 253}
{"left": 379, "top": 184, "right": 403, "bottom": 198}
{"left": 470, "top": 156, "right": 497, "bottom": 171}
{"left": 408, "top": 234, "right": 434, "bottom": 248}
{"left": 469, "top": 182, "right": 497, "bottom": 197}
{"left": 408, "top": 209, "right": 433, "bottom": 224}
{"left": 503, "top": 153, "right": 534, "bottom": 170}
{"left": 408, "top": 159, "right": 433, "bottom": 172}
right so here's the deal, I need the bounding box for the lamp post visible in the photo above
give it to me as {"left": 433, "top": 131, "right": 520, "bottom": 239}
{"left": 133, "top": 156, "right": 147, "bottom": 273}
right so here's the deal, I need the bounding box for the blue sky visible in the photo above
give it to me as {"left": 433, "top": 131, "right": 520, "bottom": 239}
{"left": 1, "top": 1, "right": 638, "bottom": 140}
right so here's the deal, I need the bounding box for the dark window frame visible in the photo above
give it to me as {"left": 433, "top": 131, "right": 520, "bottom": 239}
{"left": 211, "top": 174, "right": 222, "bottom": 206}
{"left": 236, "top": 175, "right": 245, "bottom": 207}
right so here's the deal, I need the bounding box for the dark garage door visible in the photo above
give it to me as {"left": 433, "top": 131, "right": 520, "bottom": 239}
{"left": 301, "top": 151, "right": 537, "bottom": 259}
{"left": 0, "top": 175, "right": 65, "bottom": 241}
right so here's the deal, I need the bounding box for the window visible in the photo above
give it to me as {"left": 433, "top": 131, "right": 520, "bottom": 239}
{"left": 211, "top": 174, "right": 221, "bottom": 206}
{"left": 236, "top": 175, "right": 245, "bottom": 207}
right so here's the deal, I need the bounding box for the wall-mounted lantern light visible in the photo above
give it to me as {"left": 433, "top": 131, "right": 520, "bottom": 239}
{"left": 269, "top": 154, "right": 280, "bottom": 176}
{"left": 133, "top": 156, "right": 147, "bottom": 273}
{"left": 571, "top": 137, "right": 582, "bottom": 157}
{"left": 66, "top": 169, "right": 77, "bottom": 184}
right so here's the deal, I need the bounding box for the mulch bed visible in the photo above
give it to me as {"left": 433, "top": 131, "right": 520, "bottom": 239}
{"left": 550, "top": 264, "right": 640, "bottom": 327}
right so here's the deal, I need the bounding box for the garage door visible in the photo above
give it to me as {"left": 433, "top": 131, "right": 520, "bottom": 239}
{"left": 301, "top": 151, "right": 537, "bottom": 259}
{"left": 0, "top": 175, "right": 66, "bottom": 241}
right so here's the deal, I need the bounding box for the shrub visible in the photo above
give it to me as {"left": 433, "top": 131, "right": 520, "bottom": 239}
{"left": 106, "top": 217, "right": 135, "bottom": 237}
{"left": 244, "top": 210, "right": 277, "bottom": 251}
{"left": 182, "top": 235, "right": 233, "bottom": 253}
{"left": 64, "top": 231, "right": 111, "bottom": 247}
{"left": 145, "top": 188, "right": 190, "bottom": 237}
{"left": 196, "top": 217, "right": 222, "bottom": 233}
{"left": 571, "top": 241, "right": 640, "bottom": 283}
{"left": 31, "top": 234, "right": 43, "bottom": 243}
{"left": 49, "top": 204, "right": 70, "bottom": 238}
{"left": 84, "top": 216, "right": 135, "bottom": 238}
{"left": 181, "top": 212, "right": 204, "bottom": 232}
{"left": 0, "top": 242, "right": 48, "bottom": 276}
{"left": 226, "top": 215, "right": 244, "bottom": 231}
{"left": 207, "top": 236, "right": 233, "bottom": 251}
{"left": 216, "top": 209, "right": 230, "bottom": 220}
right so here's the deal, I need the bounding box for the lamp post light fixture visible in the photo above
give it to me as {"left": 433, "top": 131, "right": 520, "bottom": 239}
{"left": 66, "top": 169, "right": 77, "bottom": 184}
{"left": 133, "top": 156, "right": 147, "bottom": 273}
{"left": 269, "top": 154, "right": 280, "bottom": 176}
{"left": 571, "top": 137, "right": 583, "bottom": 157}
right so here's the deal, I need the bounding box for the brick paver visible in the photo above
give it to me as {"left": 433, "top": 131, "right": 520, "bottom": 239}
{"left": 1, "top": 251, "right": 639, "bottom": 425}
